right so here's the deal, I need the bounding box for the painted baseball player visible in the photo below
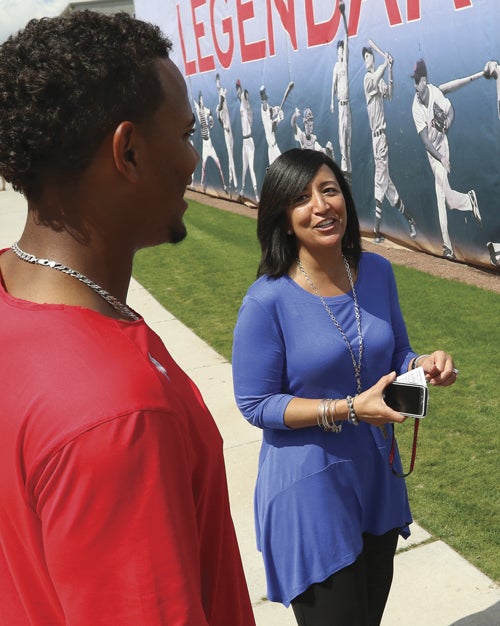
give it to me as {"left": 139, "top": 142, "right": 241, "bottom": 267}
{"left": 215, "top": 73, "right": 237, "bottom": 195}
{"left": 483, "top": 60, "right": 500, "bottom": 118}
{"left": 486, "top": 242, "right": 500, "bottom": 268}
{"left": 481, "top": 61, "right": 499, "bottom": 267}
{"left": 260, "top": 85, "right": 284, "bottom": 166}
{"left": 291, "top": 107, "right": 334, "bottom": 160}
{"left": 193, "top": 91, "right": 226, "bottom": 194}
{"left": 330, "top": 0, "right": 352, "bottom": 182}
{"left": 363, "top": 45, "right": 416, "bottom": 243}
{"left": 235, "top": 80, "right": 259, "bottom": 204}
{"left": 411, "top": 59, "right": 482, "bottom": 260}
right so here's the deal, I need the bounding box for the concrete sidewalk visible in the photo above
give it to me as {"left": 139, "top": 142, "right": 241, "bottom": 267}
{"left": 1, "top": 187, "right": 499, "bottom": 625}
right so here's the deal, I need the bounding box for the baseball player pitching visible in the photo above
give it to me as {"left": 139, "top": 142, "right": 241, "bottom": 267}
{"left": 411, "top": 58, "right": 483, "bottom": 261}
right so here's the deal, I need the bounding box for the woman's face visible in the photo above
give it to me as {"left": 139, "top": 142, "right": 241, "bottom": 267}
{"left": 286, "top": 164, "right": 347, "bottom": 256}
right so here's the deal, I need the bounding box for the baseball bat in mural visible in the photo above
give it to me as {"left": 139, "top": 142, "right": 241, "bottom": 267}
{"left": 368, "top": 39, "right": 387, "bottom": 58}
{"left": 279, "top": 81, "right": 294, "bottom": 110}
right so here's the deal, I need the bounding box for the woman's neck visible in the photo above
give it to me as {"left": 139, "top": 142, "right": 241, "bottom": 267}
{"left": 291, "top": 249, "right": 355, "bottom": 297}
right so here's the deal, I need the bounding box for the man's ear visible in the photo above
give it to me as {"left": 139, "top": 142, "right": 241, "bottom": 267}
{"left": 112, "top": 121, "right": 139, "bottom": 181}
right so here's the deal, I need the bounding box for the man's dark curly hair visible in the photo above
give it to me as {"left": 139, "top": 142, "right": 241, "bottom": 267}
{"left": 0, "top": 11, "right": 172, "bottom": 200}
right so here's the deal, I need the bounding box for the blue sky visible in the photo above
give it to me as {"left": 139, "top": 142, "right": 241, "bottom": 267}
{"left": 0, "top": 0, "right": 69, "bottom": 43}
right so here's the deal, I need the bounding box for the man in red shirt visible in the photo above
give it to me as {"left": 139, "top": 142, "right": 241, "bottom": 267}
{"left": 0, "top": 10, "right": 255, "bottom": 625}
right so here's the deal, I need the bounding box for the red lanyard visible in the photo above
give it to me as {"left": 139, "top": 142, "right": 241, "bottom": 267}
{"left": 389, "top": 419, "right": 420, "bottom": 477}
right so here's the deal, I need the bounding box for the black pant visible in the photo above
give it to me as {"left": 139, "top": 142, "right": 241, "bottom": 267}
{"left": 291, "top": 529, "right": 399, "bottom": 626}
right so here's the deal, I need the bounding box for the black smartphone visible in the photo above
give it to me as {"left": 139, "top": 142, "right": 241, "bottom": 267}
{"left": 383, "top": 381, "right": 428, "bottom": 418}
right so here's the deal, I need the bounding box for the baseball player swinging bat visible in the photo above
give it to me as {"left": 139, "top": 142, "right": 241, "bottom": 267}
{"left": 279, "top": 81, "right": 294, "bottom": 110}
{"left": 368, "top": 39, "right": 394, "bottom": 67}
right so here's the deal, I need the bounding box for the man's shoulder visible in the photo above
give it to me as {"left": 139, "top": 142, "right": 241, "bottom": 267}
{"left": 428, "top": 83, "right": 447, "bottom": 100}
{"left": 1, "top": 311, "right": 169, "bottom": 419}
{"left": 1, "top": 315, "right": 196, "bottom": 481}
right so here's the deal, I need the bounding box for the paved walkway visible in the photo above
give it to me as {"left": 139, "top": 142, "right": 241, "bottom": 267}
{"left": 1, "top": 186, "right": 499, "bottom": 625}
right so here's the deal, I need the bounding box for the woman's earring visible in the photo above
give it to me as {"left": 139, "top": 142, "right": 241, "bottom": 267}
{"left": 286, "top": 230, "right": 293, "bottom": 236}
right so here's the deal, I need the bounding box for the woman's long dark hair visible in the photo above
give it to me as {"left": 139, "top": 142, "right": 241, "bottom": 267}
{"left": 257, "top": 149, "right": 362, "bottom": 277}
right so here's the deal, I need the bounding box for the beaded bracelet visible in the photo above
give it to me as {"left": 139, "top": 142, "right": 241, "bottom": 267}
{"left": 346, "top": 395, "right": 359, "bottom": 426}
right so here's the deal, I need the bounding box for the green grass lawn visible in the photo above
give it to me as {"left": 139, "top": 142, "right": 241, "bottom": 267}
{"left": 133, "top": 200, "right": 500, "bottom": 583}
{"left": 134, "top": 202, "right": 260, "bottom": 359}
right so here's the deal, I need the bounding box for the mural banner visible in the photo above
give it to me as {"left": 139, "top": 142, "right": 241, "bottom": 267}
{"left": 135, "top": 0, "right": 500, "bottom": 270}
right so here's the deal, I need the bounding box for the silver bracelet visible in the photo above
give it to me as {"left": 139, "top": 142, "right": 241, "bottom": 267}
{"left": 317, "top": 398, "right": 342, "bottom": 433}
{"left": 317, "top": 400, "right": 324, "bottom": 429}
{"left": 322, "top": 399, "right": 331, "bottom": 431}
{"left": 317, "top": 399, "right": 331, "bottom": 431}
{"left": 412, "top": 354, "right": 430, "bottom": 370}
{"left": 329, "top": 399, "right": 342, "bottom": 433}
{"left": 346, "top": 395, "right": 359, "bottom": 426}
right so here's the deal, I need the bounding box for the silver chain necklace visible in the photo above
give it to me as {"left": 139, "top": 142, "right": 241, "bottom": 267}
{"left": 11, "top": 241, "right": 140, "bottom": 321}
{"left": 296, "top": 255, "right": 363, "bottom": 394}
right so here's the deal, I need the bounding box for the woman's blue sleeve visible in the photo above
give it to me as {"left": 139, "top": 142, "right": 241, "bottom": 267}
{"left": 388, "top": 268, "right": 417, "bottom": 374}
{"left": 232, "top": 295, "right": 294, "bottom": 430}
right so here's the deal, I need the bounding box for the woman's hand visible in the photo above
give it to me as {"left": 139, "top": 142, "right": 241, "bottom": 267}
{"left": 285, "top": 351, "right": 458, "bottom": 429}
{"left": 416, "top": 350, "right": 457, "bottom": 387}
{"left": 352, "top": 372, "right": 408, "bottom": 426}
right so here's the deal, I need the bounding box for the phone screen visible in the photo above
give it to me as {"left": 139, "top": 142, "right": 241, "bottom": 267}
{"left": 384, "top": 382, "right": 428, "bottom": 417}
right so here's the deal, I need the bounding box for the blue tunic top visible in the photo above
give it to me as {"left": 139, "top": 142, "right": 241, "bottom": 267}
{"left": 232, "top": 252, "right": 415, "bottom": 606}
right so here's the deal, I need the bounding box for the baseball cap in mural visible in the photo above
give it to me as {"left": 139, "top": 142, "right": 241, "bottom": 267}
{"left": 412, "top": 59, "right": 427, "bottom": 82}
